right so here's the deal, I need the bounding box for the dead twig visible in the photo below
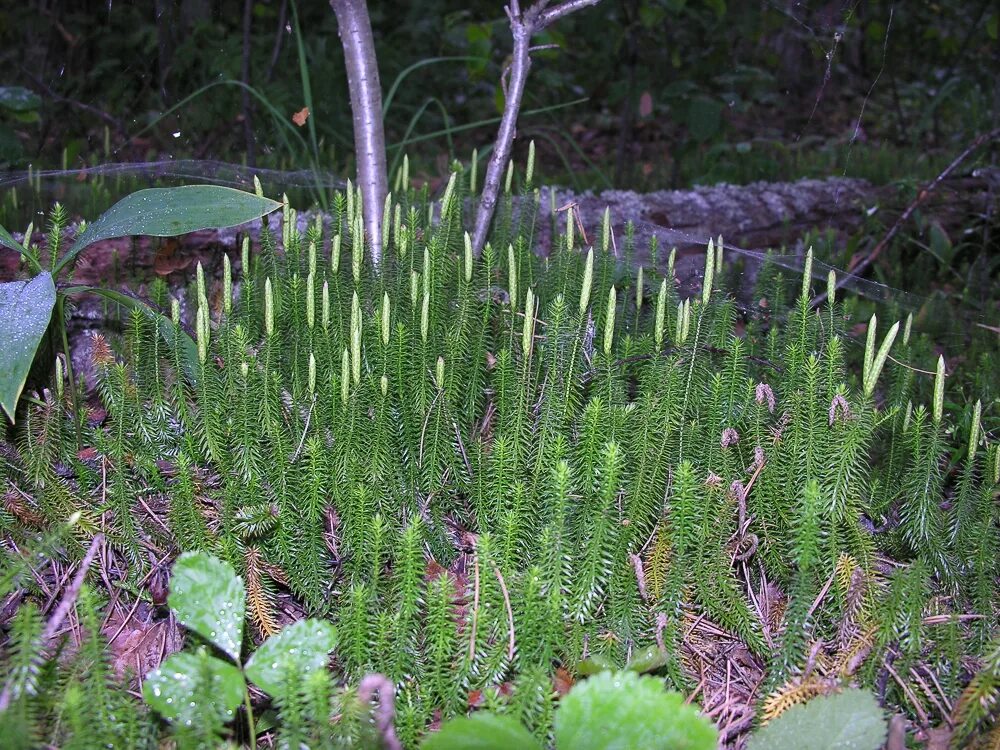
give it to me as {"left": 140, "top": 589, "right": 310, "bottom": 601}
{"left": 471, "top": 0, "right": 602, "bottom": 254}
{"left": 468, "top": 553, "right": 481, "bottom": 661}
{"left": 357, "top": 673, "right": 402, "bottom": 750}
{"left": 492, "top": 563, "right": 516, "bottom": 661}
{"left": 811, "top": 126, "right": 1000, "bottom": 309}
{"left": 0, "top": 534, "right": 104, "bottom": 712}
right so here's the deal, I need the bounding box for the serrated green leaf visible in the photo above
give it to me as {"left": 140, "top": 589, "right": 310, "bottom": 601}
{"left": 421, "top": 712, "right": 543, "bottom": 750}
{"left": 245, "top": 619, "right": 337, "bottom": 700}
{"left": 56, "top": 185, "right": 280, "bottom": 274}
{"left": 0, "top": 272, "right": 56, "bottom": 422}
{"left": 687, "top": 97, "right": 722, "bottom": 142}
{"left": 142, "top": 650, "right": 245, "bottom": 726}
{"left": 168, "top": 552, "right": 246, "bottom": 661}
{"left": 555, "top": 671, "right": 717, "bottom": 750}
{"left": 747, "top": 689, "right": 887, "bottom": 750}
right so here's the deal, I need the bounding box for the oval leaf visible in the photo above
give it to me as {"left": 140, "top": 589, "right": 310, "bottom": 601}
{"left": 60, "top": 185, "right": 280, "bottom": 272}
{"left": 576, "top": 652, "right": 618, "bottom": 676}
{"left": 245, "top": 619, "right": 337, "bottom": 700}
{"left": 0, "top": 87, "right": 41, "bottom": 113}
{"left": 555, "top": 671, "right": 718, "bottom": 750}
{"left": 422, "top": 712, "right": 543, "bottom": 750}
{"left": 142, "top": 650, "right": 245, "bottom": 726}
{"left": 0, "top": 272, "right": 56, "bottom": 422}
{"left": 168, "top": 552, "right": 246, "bottom": 661}
{"left": 747, "top": 689, "right": 887, "bottom": 750}
{"left": 625, "top": 644, "right": 670, "bottom": 674}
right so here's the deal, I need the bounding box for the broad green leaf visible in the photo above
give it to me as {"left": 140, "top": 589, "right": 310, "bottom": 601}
{"left": 747, "top": 689, "right": 887, "bottom": 750}
{"left": 63, "top": 285, "right": 200, "bottom": 386}
{"left": 555, "top": 671, "right": 717, "bottom": 750}
{"left": 168, "top": 552, "right": 246, "bottom": 661}
{"left": 576, "top": 652, "right": 618, "bottom": 676}
{"left": 0, "top": 272, "right": 56, "bottom": 422}
{"left": 625, "top": 644, "right": 670, "bottom": 674}
{"left": 0, "top": 87, "right": 41, "bottom": 113}
{"left": 57, "top": 185, "right": 280, "bottom": 273}
{"left": 142, "top": 650, "right": 245, "bottom": 726}
{"left": 422, "top": 712, "right": 543, "bottom": 750}
{"left": 245, "top": 619, "right": 337, "bottom": 699}
{"left": 0, "top": 223, "right": 25, "bottom": 256}
{"left": 928, "top": 220, "right": 954, "bottom": 265}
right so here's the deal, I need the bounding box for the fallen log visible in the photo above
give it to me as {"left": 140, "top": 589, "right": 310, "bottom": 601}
{"left": 1, "top": 169, "right": 995, "bottom": 389}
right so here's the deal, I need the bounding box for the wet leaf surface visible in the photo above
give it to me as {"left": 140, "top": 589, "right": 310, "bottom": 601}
{"left": 142, "top": 650, "right": 244, "bottom": 726}
{"left": 747, "top": 688, "right": 888, "bottom": 750}
{"left": 167, "top": 552, "right": 246, "bottom": 661}
{"left": 62, "top": 185, "right": 280, "bottom": 270}
{"left": 555, "top": 671, "right": 718, "bottom": 750}
{"left": 244, "top": 619, "right": 337, "bottom": 700}
{"left": 421, "top": 712, "right": 543, "bottom": 750}
{"left": 0, "top": 272, "right": 56, "bottom": 421}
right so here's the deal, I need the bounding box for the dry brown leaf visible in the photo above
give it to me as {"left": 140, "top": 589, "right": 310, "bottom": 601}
{"left": 102, "top": 601, "right": 182, "bottom": 685}
{"left": 553, "top": 667, "right": 575, "bottom": 696}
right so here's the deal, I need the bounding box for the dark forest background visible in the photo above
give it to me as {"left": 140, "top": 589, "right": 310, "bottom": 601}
{"left": 1, "top": 0, "right": 997, "bottom": 192}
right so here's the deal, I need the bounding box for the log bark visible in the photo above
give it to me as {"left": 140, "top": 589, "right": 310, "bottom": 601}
{"left": 4, "top": 171, "right": 995, "bottom": 288}
{"left": 540, "top": 169, "right": 1000, "bottom": 267}
{"left": 2, "top": 170, "right": 995, "bottom": 390}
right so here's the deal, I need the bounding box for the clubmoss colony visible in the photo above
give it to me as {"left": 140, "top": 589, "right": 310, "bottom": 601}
{"left": 1, "top": 162, "right": 998, "bottom": 748}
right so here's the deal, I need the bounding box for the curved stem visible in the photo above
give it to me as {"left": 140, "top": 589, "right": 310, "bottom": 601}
{"left": 243, "top": 683, "right": 257, "bottom": 750}
{"left": 56, "top": 297, "right": 83, "bottom": 450}
{"left": 471, "top": 19, "right": 533, "bottom": 255}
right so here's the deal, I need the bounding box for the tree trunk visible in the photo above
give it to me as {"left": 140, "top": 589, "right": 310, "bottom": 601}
{"left": 330, "top": 0, "right": 387, "bottom": 266}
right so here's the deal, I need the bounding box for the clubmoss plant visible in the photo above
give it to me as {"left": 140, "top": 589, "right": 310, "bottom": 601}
{"left": 0, "top": 166, "right": 997, "bottom": 746}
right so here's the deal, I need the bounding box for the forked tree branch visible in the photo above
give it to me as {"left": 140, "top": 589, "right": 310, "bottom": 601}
{"left": 539, "top": 0, "right": 600, "bottom": 25}
{"left": 331, "top": 0, "right": 388, "bottom": 267}
{"left": 471, "top": 0, "right": 601, "bottom": 254}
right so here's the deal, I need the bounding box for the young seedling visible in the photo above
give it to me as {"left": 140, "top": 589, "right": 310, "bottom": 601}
{"left": 142, "top": 552, "right": 337, "bottom": 748}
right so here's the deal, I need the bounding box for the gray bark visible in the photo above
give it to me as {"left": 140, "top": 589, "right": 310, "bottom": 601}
{"left": 330, "top": 0, "right": 388, "bottom": 267}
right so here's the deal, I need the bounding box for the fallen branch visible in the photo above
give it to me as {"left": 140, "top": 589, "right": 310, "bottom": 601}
{"left": 18, "top": 67, "right": 127, "bottom": 137}
{"left": 811, "top": 126, "right": 1000, "bottom": 309}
